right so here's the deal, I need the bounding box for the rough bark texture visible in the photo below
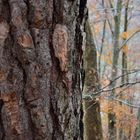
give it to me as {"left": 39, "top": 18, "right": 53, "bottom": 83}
{"left": 83, "top": 20, "right": 103, "bottom": 140}
{"left": 0, "top": 0, "right": 87, "bottom": 139}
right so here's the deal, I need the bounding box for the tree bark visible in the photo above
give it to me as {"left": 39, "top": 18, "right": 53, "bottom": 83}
{"left": 83, "top": 19, "right": 103, "bottom": 140}
{"left": 0, "top": 0, "right": 87, "bottom": 139}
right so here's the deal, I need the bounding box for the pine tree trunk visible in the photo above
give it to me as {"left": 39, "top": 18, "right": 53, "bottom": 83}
{"left": 0, "top": 0, "right": 87, "bottom": 139}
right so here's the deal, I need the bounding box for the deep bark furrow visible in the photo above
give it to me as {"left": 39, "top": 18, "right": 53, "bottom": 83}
{"left": 8, "top": 0, "right": 52, "bottom": 139}
{"left": 0, "top": 100, "right": 5, "bottom": 140}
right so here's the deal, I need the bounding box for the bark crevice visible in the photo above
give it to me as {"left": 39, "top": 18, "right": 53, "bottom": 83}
{"left": 0, "top": 100, "right": 5, "bottom": 140}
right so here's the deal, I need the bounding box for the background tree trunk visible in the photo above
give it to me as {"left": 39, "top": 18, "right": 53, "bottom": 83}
{"left": 119, "top": 1, "right": 129, "bottom": 139}
{"left": 135, "top": 107, "right": 140, "bottom": 140}
{"left": 108, "top": 1, "right": 122, "bottom": 139}
{"left": 0, "top": 0, "right": 87, "bottom": 139}
{"left": 83, "top": 19, "right": 103, "bottom": 140}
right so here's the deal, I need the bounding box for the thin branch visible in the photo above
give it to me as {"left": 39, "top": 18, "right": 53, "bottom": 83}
{"left": 108, "top": 0, "right": 114, "bottom": 11}
{"left": 107, "top": 18, "right": 114, "bottom": 36}
{"left": 119, "top": 29, "right": 140, "bottom": 51}
{"left": 98, "top": 69, "right": 140, "bottom": 93}
{"left": 83, "top": 79, "right": 140, "bottom": 101}
{"left": 83, "top": 82, "right": 140, "bottom": 110}
{"left": 107, "top": 96, "right": 140, "bottom": 108}
{"left": 98, "top": 80, "right": 140, "bottom": 94}
{"left": 99, "top": 20, "right": 107, "bottom": 76}
{"left": 90, "top": 24, "right": 99, "bottom": 50}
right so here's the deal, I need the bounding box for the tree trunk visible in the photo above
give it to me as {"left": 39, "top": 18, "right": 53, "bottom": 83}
{"left": 98, "top": 0, "right": 106, "bottom": 79}
{"left": 135, "top": 108, "right": 140, "bottom": 140}
{"left": 0, "top": 0, "right": 87, "bottom": 139}
{"left": 119, "top": 1, "right": 129, "bottom": 139}
{"left": 108, "top": 1, "right": 122, "bottom": 140}
{"left": 83, "top": 19, "right": 103, "bottom": 140}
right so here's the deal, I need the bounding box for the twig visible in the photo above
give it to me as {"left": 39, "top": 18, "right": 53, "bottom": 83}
{"left": 119, "top": 29, "right": 140, "bottom": 51}
{"left": 106, "top": 96, "right": 140, "bottom": 108}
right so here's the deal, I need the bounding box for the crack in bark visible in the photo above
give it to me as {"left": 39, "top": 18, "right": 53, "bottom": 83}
{"left": 50, "top": 96, "right": 64, "bottom": 140}
{"left": 14, "top": 56, "right": 34, "bottom": 139}
{"left": 0, "top": 100, "right": 5, "bottom": 140}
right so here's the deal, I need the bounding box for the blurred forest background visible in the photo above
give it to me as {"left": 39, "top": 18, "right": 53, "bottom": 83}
{"left": 86, "top": 0, "right": 140, "bottom": 139}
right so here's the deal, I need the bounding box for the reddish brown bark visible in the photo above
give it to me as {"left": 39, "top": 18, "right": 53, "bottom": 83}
{"left": 0, "top": 0, "right": 87, "bottom": 139}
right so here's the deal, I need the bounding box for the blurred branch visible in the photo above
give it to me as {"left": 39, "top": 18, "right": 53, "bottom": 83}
{"left": 107, "top": 18, "right": 114, "bottom": 36}
{"left": 99, "top": 69, "right": 140, "bottom": 92}
{"left": 119, "top": 29, "right": 140, "bottom": 51}
{"left": 83, "top": 79, "right": 140, "bottom": 109}
{"left": 83, "top": 69, "right": 140, "bottom": 99}
{"left": 83, "top": 80, "right": 140, "bottom": 100}
{"left": 98, "top": 80, "right": 140, "bottom": 94}
{"left": 108, "top": 0, "right": 114, "bottom": 11}
{"left": 107, "top": 96, "right": 140, "bottom": 108}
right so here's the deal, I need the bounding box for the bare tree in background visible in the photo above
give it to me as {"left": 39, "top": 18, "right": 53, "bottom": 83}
{"left": 83, "top": 19, "right": 103, "bottom": 140}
